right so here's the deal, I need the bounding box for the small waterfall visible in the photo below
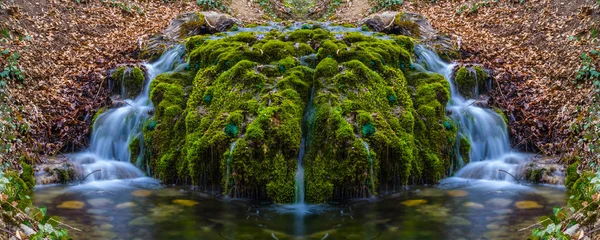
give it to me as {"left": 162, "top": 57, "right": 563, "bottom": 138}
{"left": 361, "top": 141, "right": 376, "bottom": 196}
{"left": 224, "top": 140, "right": 237, "bottom": 196}
{"left": 70, "top": 46, "right": 185, "bottom": 182}
{"left": 414, "top": 45, "right": 528, "bottom": 182}
{"left": 294, "top": 87, "right": 315, "bottom": 204}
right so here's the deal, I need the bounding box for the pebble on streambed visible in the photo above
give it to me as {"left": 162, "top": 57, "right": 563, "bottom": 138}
{"left": 401, "top": 199, "right": 427, "bottom": 206}
{"left": 57, "top": 201, "right": 85, "bottom": 209}
{"left": 116, "top": 202, "right": 137, "bottom": 209}
{"left": 514, "top": 201, "right": 543, "bottom": 209}
{"left": 172, "top": 199, "right": 199, "bottom": 206}
{"left": 463, "top": 202, "right": 484, "bottom": 209}
{"left": 447, "top": 190, "right": 468, "bottom": 197}
{"left": 131, "top": 190, "right": 153, "bottom": 197}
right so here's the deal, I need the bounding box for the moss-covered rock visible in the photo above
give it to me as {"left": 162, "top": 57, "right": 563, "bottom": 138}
{"left": 111, "top": 66, "right": 146, "bottom": 98}
{"left": 144, "top": 28, "right": 457, "bottom": 203}
{"left": 459, "top": 135, "right": 471, "bottom": 164}
{"left": 453, "top": 66, "right": 489, "bottom": 99}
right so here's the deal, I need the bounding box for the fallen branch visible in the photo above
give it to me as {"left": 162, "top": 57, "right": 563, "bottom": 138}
{"left": 498, "top": 169, "right": 520, "bottom": 183}
{"left": 518, "top": 217, "right": 551, "bottom": 232}
{"left": 80, "top": 169, "right": 101, "bottom": 183}
{"left": 48, "top": 218, "right": 82, "bottom": 232}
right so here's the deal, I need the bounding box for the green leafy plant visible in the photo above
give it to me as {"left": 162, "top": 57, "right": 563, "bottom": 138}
{"left": 196, "top": 0, "right": 229, "bottom": 13}
{"left": 370, "top": 0, "right": 403, "bottom": 13}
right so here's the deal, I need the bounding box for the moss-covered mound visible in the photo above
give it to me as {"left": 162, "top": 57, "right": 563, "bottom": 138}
{"left": 143, "top": 28, "right": 457, "bottom": 203}
{"left": 453, "top": 66, "right": 489, "bottom": 99}
{"left": 111, "top": 66, "right": 146, "bottom": 98}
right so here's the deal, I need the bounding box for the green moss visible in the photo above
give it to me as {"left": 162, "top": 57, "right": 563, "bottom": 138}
{"left": 54, "top": 167, "right": 75, "bottom": 184}
{"left": 392, "top": 13, "right": 421, "bottom": 37}
{"left": 145, "top": 28, "right": 458, "bottom": 203}
{"left": 459, "top": 136, "right": 471, "bottom": 164}
{"left": 20, "top": 162, "right": 35, "bottom": 190}
{"left": 454, "top": 66, "right": 489, "bottom": 99}
{"left": 180, "top": 13, "right": 207, "bottom": 37}
{"left": 112, "top": 66, "right": 145, "bottom": 98}
{"left": 129, "top": 137, "right": 141, "bottom": 164}
{"left": 494, "top": 107, "right": 509, "bottom": 125}
{"left": 565, "top": 161, "right": 579, "bottom": 190}
{"left": 526, "top": 165, "right": 546, "bottom": 183}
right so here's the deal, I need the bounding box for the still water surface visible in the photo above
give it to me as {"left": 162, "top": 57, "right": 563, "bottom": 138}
{"left": 33, "top": 179, "right": 565, "bottom": 240}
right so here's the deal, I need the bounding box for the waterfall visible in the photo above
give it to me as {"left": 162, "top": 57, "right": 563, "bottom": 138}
{"left": 414, "top": 45, "right": 528, "bottom": 183}
{"left": 361, "top": 141, "right": 376, "bottom": 196}
{"left": 70, "top": 46, "right": 185, "bottom": 182}
{"left": 224, "top": 140, "right": 237, "bottom": 196}
{"left": 294, "top": 87, "right": 315, "bottom": 204}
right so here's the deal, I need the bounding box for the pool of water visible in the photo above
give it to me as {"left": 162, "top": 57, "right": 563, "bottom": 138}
{"left": 33, "top": 178, "right": 565, "bottom": 240}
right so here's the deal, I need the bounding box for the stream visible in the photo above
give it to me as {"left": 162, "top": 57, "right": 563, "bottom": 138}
{"left": 32, "top": 25, "right": 567, "bottom": 239}
{"left": 34, "top": 182, "right": 564, "bottom": 239}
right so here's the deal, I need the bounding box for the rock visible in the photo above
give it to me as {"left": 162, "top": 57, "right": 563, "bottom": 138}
{"left": 463, "top": 202, "right": 484, "bottom": 209}
{"left": 57, "top": 201, "right": 85, "bottom": 209}
{"left": 172, "top": 199, "right": 200, "bottom": 207}
{"left": 116, "top": 202, "right": 137, "bottom": 209}
{"left": 99, "top": 223, "right": 114, "bottom": 230}
{"left": 401, "top": 199, "right": 427, "bottom": 206}
{"left": 87, "top": 198, "right": 114, "bottom": 208}
{"left": 452, "top": 65, "right": 491, "bottom": 100}
{"left": 140, "top": 11, "right": 242, "bottom": 61}
{"left": 34, "top": 156, "right": 79, "bottom": 185}
{"left": 131, "top": 189, "right": 153, "bottom": 197}
{"left": 447, "top": 190, "right": 468, "bottom": 197}
{"left": 514, "top": 201, "right": 543, "bottom": 209}
{"left": 486, "top": 198, "right": 512, "bottom": 208}
{"left": 522, "top": 156, "right": 565, "bottom": 184}
{"left": 108, "top": 65, "right": 146, "bottom": 99}
{"left": 358, "top": 11, "right": 460, "bottom": 61}
{"left": 447, "top": 216, "right": 471, "bottom": 226}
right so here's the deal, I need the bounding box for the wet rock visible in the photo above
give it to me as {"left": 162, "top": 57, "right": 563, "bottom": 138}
{"left": 447, "top": 216, "right": 471, "bottom": 226}
{"left": 358, "top": 11, "right": 460, "bottom": 61}
{"left": 140, "top": 11, "right": 242, "bottom": 61}
{"left": 172, "top": 199, "right": 200, "bottom": 207}
{"left": 521, "top": 156, "right": 565, "bottom": 184}
{"left": 57, "top": 201, "right": 85, "bottom": 209}
{"left": 401, "top": 199, "right": 427, "bottom": 206}
{"left": 463, "top": 202, "right": 484, "bottom": 209}
{"left": 129, "top": 216, "right": 153, "bottom": 226}
{"left": 116, "top": 202, "right": 137, "bottom": 209}
{"left": 452, "top": 65, "right": 492, "bottom": 100}
{"left": 415, "top": 188, "right": 444, "bottom": 197}
{"left": 34, "top": 156, "right": 79, "bottom": 185}
{"left": 108, "top": 65, "right": 146, "bottom": 99}
{"left": 447, "top": 190, "right": 468, "bottom": 197}
{"left": 131, "top": 189, "right": 153, "bottom": 197}
{"left": 486, "top": 198, "right": 512, "bottom": 208}
{"left": 87, "top": 198, "right": 114, "bottom": 208}
{"left": 99, "top": 223, "right": 114, "bottom": 230}
{"left": 514, "top": 201, "right": 543, "bottom": 209}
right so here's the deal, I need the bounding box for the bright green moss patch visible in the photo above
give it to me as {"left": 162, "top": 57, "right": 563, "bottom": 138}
{"left": 454, "top": 66, "right": 488, "bottom": 99}
{"left": 144, "top": 28, "right": 456, "bottom": 203}
{"left": 459, "top": 135, "right": 471, "bottom": 164}
{"left": 112, "top": 66, "right": 145, "bottom": 98}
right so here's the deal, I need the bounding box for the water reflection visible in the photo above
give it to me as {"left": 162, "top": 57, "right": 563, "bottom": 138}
{"left": 34, "top": 180, "right": 565, "bottom": 240}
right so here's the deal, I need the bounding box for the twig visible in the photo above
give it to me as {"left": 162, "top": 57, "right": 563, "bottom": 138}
{"left": 498, "top": 169, "right": 520, "bottom": 183}
{"left": 80, "top": 169, "right": 101, "bottom": 183}
{"left": 518, "top": 218, "right": 551, "bottom": 232}
{"left": 0, "top": 227, "right": 11, "bottom": 234}
{"left": 48, "top": 218, "right": 82, "bottom": 232}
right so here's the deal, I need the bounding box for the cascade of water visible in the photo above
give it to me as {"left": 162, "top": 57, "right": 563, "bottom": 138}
{"left": 414, "top": 45, "right": 528, "bottom": 182}
{"left": 70, "top": 46, "right": 185, "bottom": 182}
{"left": 294, "top": 87, "right": 316, "bottom": 204}
{"left": 224, "top": 140, "right": 237, "bottom": 196}
{"left": 361, "top": 141, "right": 376, "bottom": 196}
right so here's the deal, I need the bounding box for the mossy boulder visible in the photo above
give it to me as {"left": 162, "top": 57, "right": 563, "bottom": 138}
{"left": 110, "top": 66, "right": 146, "bottom": 99}
{"left": 144, "top": 28, "right": 456, "bottom": 203}
{"left": 459, "top": 135, "right": 471, "bottom": 164}
{"left": 453, "top": 66, "right": 490, "bottom": 99}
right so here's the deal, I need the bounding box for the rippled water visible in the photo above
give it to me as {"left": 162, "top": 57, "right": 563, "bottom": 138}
{"left": 34, "top": 180, "right": 565, "bottom": 240}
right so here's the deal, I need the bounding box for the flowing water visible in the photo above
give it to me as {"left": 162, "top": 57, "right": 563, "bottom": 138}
{"left": 224, "top": 141, "right": 238, "bottom": 196}
{"left": 362, "top": 141, "right": 376, "bottom": 196}
{"left": 32, "top": 30, "right": 568, "bottom": 239}
{"left": 69, "top": 46, "right": 185, "bottom": 182}
{"left": 414, "top": 46, "right": 529, "bottom": 185}
{"left": 294, "top": 87, "right": 316, "bottom": 205}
